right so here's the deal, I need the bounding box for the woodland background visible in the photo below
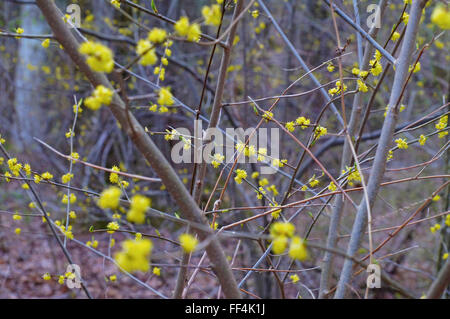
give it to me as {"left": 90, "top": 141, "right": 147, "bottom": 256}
{"left": 0, "top": 0, "right": 448, "bottom": 299}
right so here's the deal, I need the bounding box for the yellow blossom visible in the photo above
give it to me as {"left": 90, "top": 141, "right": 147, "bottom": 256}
{"left": 98, "top": 186, "right": 121, "bottom": 210}
{"left": 114, "top": 239, "right": 153, "bottom": 273}
{"left": 295, "top": 117, "right": 310, "bottom": 129}
{"left": 110, "top": 0, "right": 120, "bottom": 8}
{"left": 157, "top": 87, "right": 174, "bottom": 106}
{"left": 431, "top": 5, "right": 450, "bottom": 30}
{"left": 136, "top": 39, "right": 157, "bottom": 66}
{"left": 62, "top": 193, "right": 77, "bottom": 204}
{"left": 107, "top": 221, "right": 120, "bottom": 234}
{"left": 395, "top": 138, "right": 408, "bottom": 149}
{"left": 290, "top": 274, "right": 300, "bottom": 283}
{"left": 79, "top": 41, "right": 114, "bottom": 73}
{"left": 110, "top": 165, "right": 120, "bottom": 184}
{"left": 288, "top": 236, "right": 308, "bottom": 261}
{"left": 84, "top": 85, "right": 113, "bottom": 111}
{"left": 148, "top": 28, "right": 167, "bottom": 44}
{"left": 153, "top": 267, "right": 161, "bottom": 276}
{"left": 314, "top": 125, "right": 327, "bottom": 139}
{"left": 270, "top": 222, "right": 295, "bottom": 238}
{"left": 127, "top": 195, "right": 151, "bottom": 224}
{"left": 41, "top": 172, "right": 53, "bottom": 180}
{"left": 202, "top": 4, "right": 222, "bottom": 26}
{"left": 272, "top": 236, "right": 288, "bottom": 254}
{"left": 419, "top": 134, "right": 427, "bottom": 146}
{"left": 61, "top": 173, "right": 74, "bottom": 184}
{"left": 41, "top": 38, "right": 50, "bottom": 48}
{"left": 328, "top": 181, "right": 337, "bottom": 191}
{"left": 174, "top": 16, "right": 201, "bottom": 42}
{"left": 234, "top": 169, "right": 247, "bottom": 184}
{"left": 327, "top": 63, "right": 335, "bottom": 72}
{"left": 285, "top": 121, "right": 295, "bottom": 132}
{"left": 211, "top": 153, "right": 225, "bottom": 168}
{"left": 179, "top": 233, "right": 198, "bottom": 253}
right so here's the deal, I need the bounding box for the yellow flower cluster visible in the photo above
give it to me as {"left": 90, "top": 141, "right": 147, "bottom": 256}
{"left": 289, "top": 236, "right": 308, "bottom": 261}
{"left": 272, "top": 158, "right": 287, "bottom": 168}
{"left": 419, "top": 134, "right": 427, "bottom": 146}
{"left": 401, "top": 13, "right": 409, "bottom": 25}
{"left": 202, "top": 4, "right": 222, "bottom": 26}
{"left": 290, "top": 274, "right": 300, "bottom": 283}
{"left": 41, "top": 39, "right": 50, "bottom": 48}
{"left": 107, "top": 221, "right": 120, "bottom": 234}
{"left": 153, "top": 267, "right": 161, "bottom": 276}
{"left": 79, "top": 41, "right": 114, "bottom": 73}
{"left": 314, "top": 125, "right": 328, "bottom": 140}
{"left": 62, "top": 193, "right": 76, "bottom": 204}
{"left": 262, "top": 110, "right": 273, "bottom": 122}
{"left": 164, "top": 129, "right": 178, "bottom": 141}
{"left": 342, "top": 165, "right": 361, "bottom": 187}
{"left": 59, "top": 224, "right": 74, "bottom": 240}
{"left": 431, "top": 5, "right": 450, "bottom": 30}
{"left": 308, "top": 176, "right": 320, "bottom": 188}
{"left": 84, "top": 85, "right": 113, "bottom": 111}
{"left": 369, "top": 50, "right": 383, "bottom": 76}
{"left": 285, "top": 116, "right": 311, "bottom": 132}
{"left": 98, "top": 186, "right": 121, "bottom": 210}
{"left": 234, "top": 169, "right": 247, "bottom": 184}
{"left": 270, "top": 222, "right": 308, "bottom": 260}
{"left": 357, "top": 79, "right": 368, "bottom": 92}
{"left": 179, "top": 233, "right": 198, "bottom": 253}
{"left": 211, "top": 153, "right": 225, "bottom": 168}
{"left": 127, "top": 195, "right": 151, "bottom": 224}
{"left": 110, "top": 0, "right": 120, "bottom": 8}
{"left": 41, "top": 171, "right": 53, "bottom": 180}
{"left": 236, "top": 142, "right": 257, "bottom": 157}
{"left": 136, "top": 39, "right": 157, "bottom": 66}
{"left": 61, "top": 173, "right": 73, "bottom": 184}
{"left": 109, "top": 165, "right": 120, "bottom": 184}
{"left": 435, "top": 115, "right": 448, "bottom": 138}
{"left": 174, "top": 17, "right": 201, "bottom": 42}
{"left": 148, "top": 28, "right": 167, "bottom": 44}
{"left": 86, "top": 239, "right": 99, "bottom": 248}
{"left": 154, "top": 66, "right": 166, "bottom": 81}
{"left": 158, "top": 87, "right": 175, "bottom": 106}
{"left": 257, "top": 147, "right": 267, "bottom": 162}
{"left": 295, "top": 116, "right": 311, "bottom": 129}
{"left": 270, "top": 202, "right": 281, "bottom": 219}
{"left": 395, "top": 138, "right": 408, "bottom": 150}
{"left": 285, "top": 121, "right": 295, "bottom": 132}
{"left": 328, "top": 80, "right": 347, "bottom": 96}
{"left": 391, "top": 31, "right": 400, "bottom": 42}
{"left": 7, "top": 158, "right": 22, "bottom": 176}
{"left": 327, "top": 62, "right": 335, "bottom": 72}
{"left": 408, "top": 62, "right": 421, "bottom": 74}
{"left": 386, "top": 150, "right": 393, "bottom": 161}
{"left": 430, "top": 223, "right": 441, "bottom": 234}
{"left": 115, "top": 239, "right": 153, "bottom": 273}
{"left": 352, "top": 68, "right": 369, "bottom": 78}
{"left": 328, "top": 181, "right": 337, "bottom": 191}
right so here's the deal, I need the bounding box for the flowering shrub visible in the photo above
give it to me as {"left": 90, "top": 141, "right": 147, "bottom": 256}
{"left": 0, "top": 0, "right": 448, "bottom": 300}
